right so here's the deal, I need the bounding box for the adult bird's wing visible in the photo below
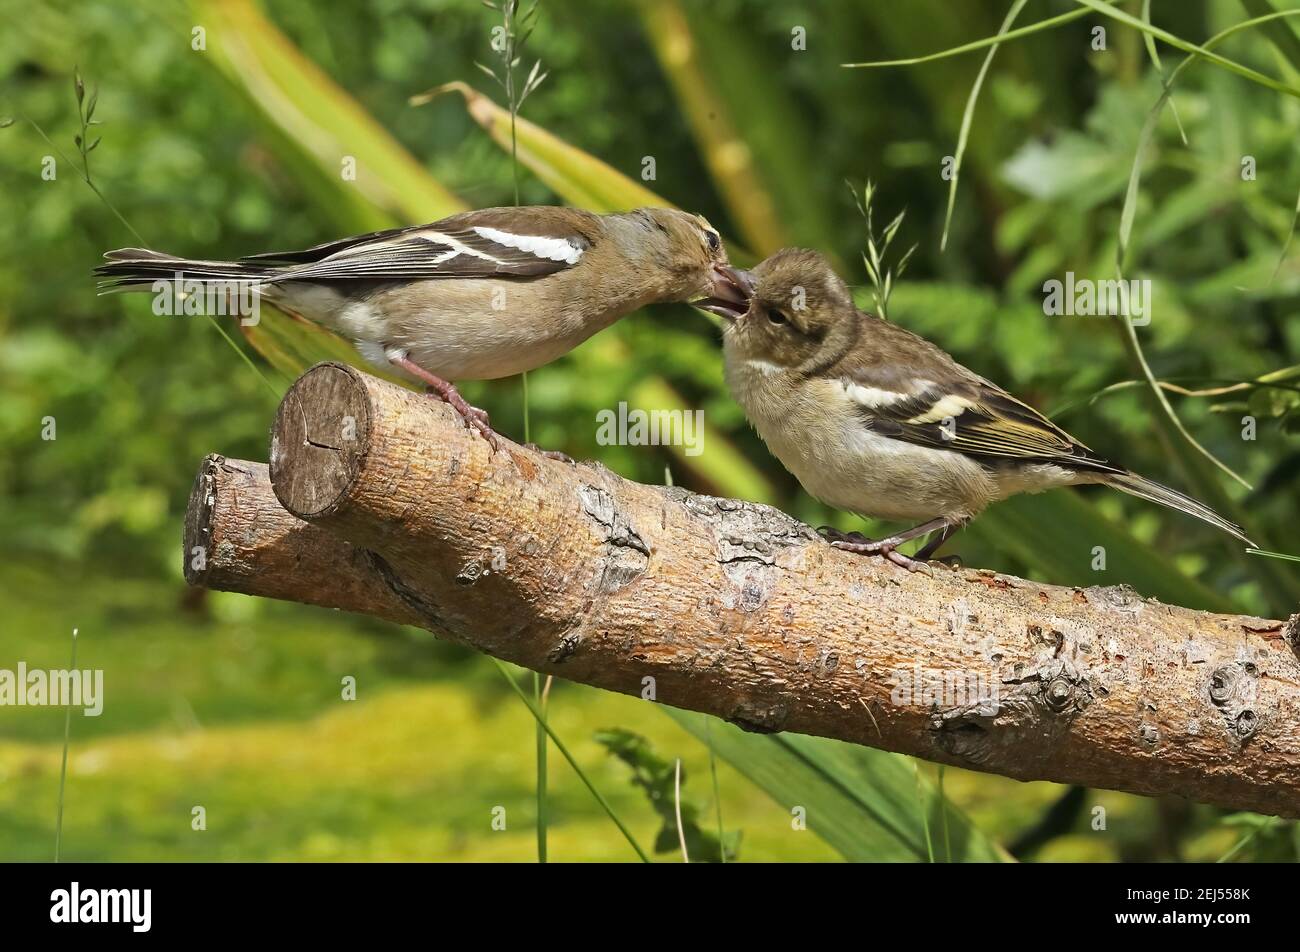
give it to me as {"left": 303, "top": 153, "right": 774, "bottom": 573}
{"left": 245, "top": 207, "right": 598, "bottom": 283}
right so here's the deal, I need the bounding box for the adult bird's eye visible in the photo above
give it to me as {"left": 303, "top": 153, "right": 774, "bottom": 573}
{"left": 767, "top": 309, "right": 788, "bottom": 325}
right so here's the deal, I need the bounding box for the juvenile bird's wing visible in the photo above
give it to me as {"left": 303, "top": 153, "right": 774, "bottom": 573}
{"left": 836, "top": 314, "right": 1118, "bottom": 473}
{"left": 244, "top": 207, "right": 598, "bottom": 282}
{"left": 832, "top": 312, "right": 1253, "bottom": 543}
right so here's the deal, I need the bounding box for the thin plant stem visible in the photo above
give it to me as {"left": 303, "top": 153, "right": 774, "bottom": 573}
{"left": 534, "top": 669, "right": 547, "bottom": 863}
{"left": 1112, "top": 8, "right": 1300, "bottom": 495}
{"left": 844, "top": 8, "right": 1090, "bottom": 68}
{"left": 1217, "top": 816, "right": 1278, "bottom": 862}
{"left": 491, "top": 659, "right": 651, "bottom": 863}
{"left": 939, "top": 0, "right": 1031, "bottom": 252}
{"left": 916, "top": 763, "right": 934, "bottom": 863}
{"left": 54, "top": 628, "right": 78, "bottom": 862}
{"left": 703, "top": 716, "right": 725, "bottom": 863}
{"left": 674, "top": 758, "right": 689, "bottom": 863}
{"left": 938, "top": 765, "right": 952, "bottom": 863}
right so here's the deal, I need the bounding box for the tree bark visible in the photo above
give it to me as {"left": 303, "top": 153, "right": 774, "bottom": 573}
{"left": 187, "top": 361, "right": 1300, "bottom": 818}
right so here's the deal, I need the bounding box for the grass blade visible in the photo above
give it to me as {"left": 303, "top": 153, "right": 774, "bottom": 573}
{"left": 667, "top": 709, "right": 1010, "bottom": 862}
{"left": 493, "top": 660, "right": 651, "bottom": 863}
{"left": 54, "top": 627, "right": 78, "bottom": 862}
{"left": 844, "top": 8, "right": 1089, "bottom": 68}
{"left": 1247, "top": 548, "right": 1300, "bottom": 562}
{"left": 1140, "top": 0, "right": 1187, "bottom": 145}
{"left": 535, "top": 672, "right": 548, "bottom": 863}
{"left": 1108, "top": 7, "right": 1300, "bottom": 607}
{"left": 1216, "top": 816, "right": 1278, "bottom": 862}
{"left": 639, "top": 0, "right": 830, "bottom": 254}
{"left": 939, "top": 0, "right": 1031, "bottom": 252}
{"left": 703, "top": 715, "right": 726, "bottom": 864}
{"left": 193, "top": 0, "right": 465, "bottom": 221}
{"left": 674, "top": 758, "right": 688, "bottom": 862}
{"left": 1072, "top": 0, "right": 1300, "bottom": 101}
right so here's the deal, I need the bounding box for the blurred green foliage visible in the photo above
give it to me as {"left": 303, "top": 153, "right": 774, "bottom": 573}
{"left": 595, "top": 727, "right": 740, "bottom": 862}
{"left": 1, "top": 0, "right": 1297, "bottom": 861}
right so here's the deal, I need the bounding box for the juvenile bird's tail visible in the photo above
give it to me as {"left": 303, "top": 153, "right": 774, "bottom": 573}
{"left": 1102, "top": 470, "right": 1254, "bottom": 546}
{"left": 95, "top": 248, "right": 273, "bottom": 293}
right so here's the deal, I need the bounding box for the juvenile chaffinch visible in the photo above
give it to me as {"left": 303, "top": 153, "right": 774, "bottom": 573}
{"left": 702, "top": 248, "right": 1253, "bottom": 571}
{"left": 97, "top": 205, "right": 733, "bottom": 448}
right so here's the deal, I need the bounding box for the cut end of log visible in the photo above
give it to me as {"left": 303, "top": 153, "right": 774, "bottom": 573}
{"left": 271, "top": 362, "right": 373, "bottom": 519}
{"left": 182, "top": 453, "right": 222, "bottom": 586}
{"left": 182, "top": 451, "right": 428, "bottom": 627}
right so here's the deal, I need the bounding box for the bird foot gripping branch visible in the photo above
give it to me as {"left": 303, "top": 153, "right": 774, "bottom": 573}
{"left": 186, "top": 362, "right": 1300, "bottom": 818}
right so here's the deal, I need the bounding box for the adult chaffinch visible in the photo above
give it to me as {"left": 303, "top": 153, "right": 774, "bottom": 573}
{"left": 702, "top": 248, "right": 1252, "bottom": 571}
{"left": 97, "top": 205, "right": 734, "bottom": 448}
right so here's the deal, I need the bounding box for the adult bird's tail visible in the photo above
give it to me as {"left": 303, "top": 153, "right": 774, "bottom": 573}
{"left": 95, "top": 248, "right": 273, "bottom": 293}
{"left": 1102, "top": 470, "right": 1254, "bottom": 546}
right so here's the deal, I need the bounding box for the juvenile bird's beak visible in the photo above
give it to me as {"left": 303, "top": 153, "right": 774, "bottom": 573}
{"left": 694, "top": 264, "right": 754, "bottom": 321}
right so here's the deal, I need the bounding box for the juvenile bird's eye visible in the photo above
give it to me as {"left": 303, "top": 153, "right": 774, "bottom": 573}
{"left": 705, "top": 230, "right": 720, "bottom": 253}
{"left": 767, "top": 309, "right": 788, "bottom": 326}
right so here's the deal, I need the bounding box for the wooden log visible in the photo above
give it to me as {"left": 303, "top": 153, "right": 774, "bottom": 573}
{"left": 183, "top": 454, "right": 425, "bottom": 628}
{"left": 187, "top": 361, "right": 1300, "bottom": 817}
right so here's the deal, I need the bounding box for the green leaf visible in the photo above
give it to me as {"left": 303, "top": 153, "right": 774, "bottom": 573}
{"left": 844, "top": 7, "right": 1090, "bottom": 68}
{"left": 970, "top": 491, "right": 1238, "bottom": 612}
{"left": 666, "top": 710, "right": 1010, "bottom": 862}
{"left": 940, "top": 0, "right": 1031, "bottom": 251}
{"left": 193, "top": 0, "right": 465, "bottom": 224}
{"left": 595, "top": 728, "right": 739, "bottom": 862}
{"left": 638, "top": 0, "right": 836, "bottom": 256}
{"left": 415, "top": 82, "right": 665, "bottom": 212}
{"left": 1073, "top": 0, "right": 1300, "bottom": 101}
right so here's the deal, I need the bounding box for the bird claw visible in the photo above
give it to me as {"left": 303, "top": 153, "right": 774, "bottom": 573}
{"left": 465, "top": 413, "right": 502, "bottom": 453}
{"left": 424, "top": 387, "right": 500, "bottom": 452}
{"left": 829, "top": 538, "right": 933, "bottom": 575}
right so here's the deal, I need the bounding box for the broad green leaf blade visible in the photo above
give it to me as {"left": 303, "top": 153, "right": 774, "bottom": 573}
{"left": 970, "top": 492, "right": 1238, "bottom": 613}
{"left": 423, "top": 81, "right": 756, "bottom": 262}
{"left": 192, "top": 0, "right": 466, "bottom": 223}
{"left": 638, "top": 0, "right": 835, "bottom": 256}
{"left": 192, "top": 0, "right": 472, "bottom": 384}
{"left": 240, "top": 307, "right": 410, "bottom": 388}
{"left": 667, "top": 710, "right": 1010, "bottom": 862}
{"left": 416, "top": 81, "right": 666, "bottom": 214}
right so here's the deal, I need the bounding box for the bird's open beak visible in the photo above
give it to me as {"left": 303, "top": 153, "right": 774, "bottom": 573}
{"left": 693, "top": 264, "right": 754, "bottom": 322}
